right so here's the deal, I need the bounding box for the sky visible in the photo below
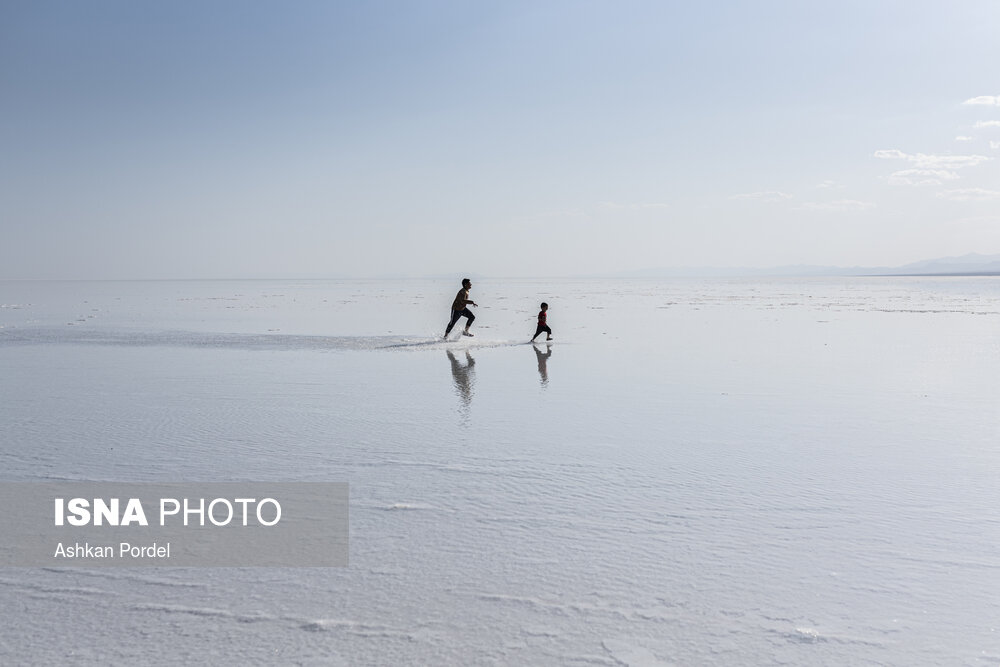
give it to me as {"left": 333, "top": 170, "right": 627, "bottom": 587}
{"left": 1, "top": 0, "right": 999, "bottom": 279}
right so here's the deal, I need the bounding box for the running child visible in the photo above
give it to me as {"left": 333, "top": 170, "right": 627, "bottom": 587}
{"left": 531, "top": 302, "right": 552, "bottom": 341}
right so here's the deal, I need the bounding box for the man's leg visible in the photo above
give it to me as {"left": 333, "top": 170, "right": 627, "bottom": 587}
{"left": 445, "top": 310, "right": 462, "bottom": 336}
{"left": 461, "top": 308, "right": 475, "bottom": 335}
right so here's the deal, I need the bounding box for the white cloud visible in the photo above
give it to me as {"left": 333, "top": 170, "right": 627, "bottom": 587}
{"left": 816, "top": 180, "right": 842, "bottom": 189}
{"left": 799, "top": 199, "right": 876, "bottom": 211}
{"left": 888, "top": 169, "right": 959, "bottom": 186}
{"left": 873, "top": 149, "right": 909, "bottom": 160}
{"left": 955, "top": 136, "right": 973, "bottom": 142}
{"left": 963, "top": 95, "right": 1000, "bottom": 106}
{"left": 874, "top": 149, "right": 990, "bottom": 170}
{"left": 937, "top": 188, "right": 1000, "bottom": 201}
{"left": 974, "top": 120, "right": 1000, "bottom": 129}
{"left": 729, "top": 191, "right": 793, "bottom": 203}
{"left": 915, "top": 154, "right": 991, "bottom": 169}
{"left": 992, "top": 141, "right": 1000, "bottom": 150}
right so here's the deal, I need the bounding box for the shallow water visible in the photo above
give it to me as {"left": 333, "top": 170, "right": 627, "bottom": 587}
{"left": 2, "top": 277, "right": 999, "bottom": 665}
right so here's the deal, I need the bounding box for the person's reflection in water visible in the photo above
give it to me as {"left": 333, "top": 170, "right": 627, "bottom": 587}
{"left": 533, "top": 342, "right": 552, "bottom": 388}
{"left": 446, "top": 349, "right": 476, "bottom": 417}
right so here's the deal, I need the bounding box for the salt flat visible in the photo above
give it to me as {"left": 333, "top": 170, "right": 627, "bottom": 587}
{"left": 2, "top": 277, "right": 999, "bottom": 665}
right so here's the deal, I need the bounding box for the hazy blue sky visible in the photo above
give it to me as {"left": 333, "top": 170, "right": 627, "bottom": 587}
{"left": 2, "top": 1, "right": 999, "bottom": 278}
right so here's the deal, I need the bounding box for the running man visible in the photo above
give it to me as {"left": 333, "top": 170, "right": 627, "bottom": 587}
{"left": 444, "top": 278, "right": 478, "bottom": 338}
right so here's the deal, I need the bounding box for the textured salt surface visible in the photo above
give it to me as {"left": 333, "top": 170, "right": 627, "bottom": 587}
{"left": 1, "top": 277, "right": 999, "bottom": 665}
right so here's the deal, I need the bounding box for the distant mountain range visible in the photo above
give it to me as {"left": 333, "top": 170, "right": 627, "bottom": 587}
{"left": 609, "top": 253, "right": 1000, "bottom": 278}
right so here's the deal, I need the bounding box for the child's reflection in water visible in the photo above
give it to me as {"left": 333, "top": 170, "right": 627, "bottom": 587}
{"left": 533, "top": 342, "right": 552, "bottom": 388}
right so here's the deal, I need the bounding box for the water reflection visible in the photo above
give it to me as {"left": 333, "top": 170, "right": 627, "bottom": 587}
{"left": 532, "top": 342, "right": 552, "bottom": 387}
{"left": 446, "top": 350, "right": 476, "bottom": 415}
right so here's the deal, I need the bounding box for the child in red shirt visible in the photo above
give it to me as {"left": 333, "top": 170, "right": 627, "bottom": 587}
{"left": 531, "top": 302, "right": 552, "bottom": 341}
